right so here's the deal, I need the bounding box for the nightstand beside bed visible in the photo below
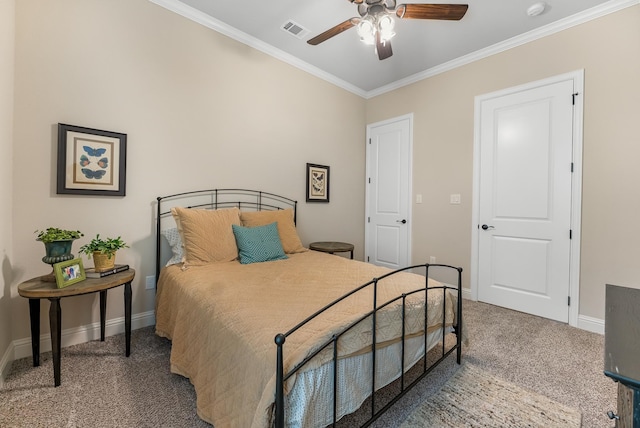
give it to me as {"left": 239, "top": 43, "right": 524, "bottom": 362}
{"left": 309, "top": 241, "right": 354, "bottom": 259}
{"left": 17, "top": 269, "right": 135, "bottom": 387}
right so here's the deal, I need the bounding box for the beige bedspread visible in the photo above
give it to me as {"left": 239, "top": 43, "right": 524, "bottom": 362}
{"left": 155, "top": 251, "right": 457, "bottom": 428}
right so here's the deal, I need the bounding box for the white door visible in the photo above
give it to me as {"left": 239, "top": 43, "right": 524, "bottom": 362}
{"left": 476, "top": 79, "right": 575, "bottom": 322}
{"left": 365, "top": 115, "right": 412, "bottom": 269}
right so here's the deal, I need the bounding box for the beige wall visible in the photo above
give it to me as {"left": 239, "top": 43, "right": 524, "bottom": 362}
{"left": 10, "top": 0, "right": 365, "bottom": 343}
{"left": 5, "top": 0, "right": 638, "bottom": 364}
{"left": 366, "top": 5, "right": 640, "bottom": 320}
{"left": 0, "top": 0, "right": 15, "bottom": 381}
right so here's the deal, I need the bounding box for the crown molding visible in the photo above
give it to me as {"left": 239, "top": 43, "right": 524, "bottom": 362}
{"left": 366, "top": 0, "right": 639, "bottom": 98}
{"left": 150, "top": 0, "right": 638, "bottom": 99}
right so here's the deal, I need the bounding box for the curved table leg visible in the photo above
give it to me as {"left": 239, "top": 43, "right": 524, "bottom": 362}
{"left": 48, "top": 297, "right": 61, "bottom": 387}
{"left": 28, "top": 299, "right": 40, "bottom": 367}
{"left": 124, "top": 281, "right": 132, "bottom": 357}
{"left": 100, "top": 290, "right": 107, "bottom": 341}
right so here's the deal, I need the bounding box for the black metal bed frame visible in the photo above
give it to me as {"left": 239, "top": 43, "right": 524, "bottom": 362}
{"left": 274, "top": 263, "right": 462, "bottom": 427}
{"left": 155, "top": 189, "right": 462, "bottom": 428}
{"left": 155, "top": 188, "right": 297, "bottom": 281}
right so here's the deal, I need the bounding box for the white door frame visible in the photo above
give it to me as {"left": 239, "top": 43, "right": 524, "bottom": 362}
{"left": 364, "top": 113, "right": 413, "bottom": 267}
{"left": 470, "top": 70, "right": 584, "bottom": 327}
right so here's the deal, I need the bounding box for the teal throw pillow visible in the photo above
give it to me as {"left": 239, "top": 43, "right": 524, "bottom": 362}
{"left": 232, "top": 222, "right": 288, "bottom": 264}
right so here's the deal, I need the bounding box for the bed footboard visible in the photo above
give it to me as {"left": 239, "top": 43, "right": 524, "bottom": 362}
{"left": 274, "top": 263, "right": 463, "bottom": 428}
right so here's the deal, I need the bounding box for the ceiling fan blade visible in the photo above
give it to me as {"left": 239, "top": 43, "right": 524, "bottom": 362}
{"left": 307, "top": 18, "right": 359, "bottom": 45}
{"left": 376, "top": 33, "right": 393, "bottom": 60}
{"left": 396, "top": 4, "right": 468, "bottom": 20}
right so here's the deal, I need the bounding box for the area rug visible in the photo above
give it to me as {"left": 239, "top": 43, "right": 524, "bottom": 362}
{"left": 400, "top": 363, "right": 582, "bottom": 427}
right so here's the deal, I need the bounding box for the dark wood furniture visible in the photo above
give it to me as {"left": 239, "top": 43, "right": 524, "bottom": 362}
{"left": 309, "top": 241, "right": 354, "bottom": 259}
{"left": 17, "top": 269, "right": 135, "bottom": 387}
{"left": 604, "top": 283, "right": 640, "bottom": 427}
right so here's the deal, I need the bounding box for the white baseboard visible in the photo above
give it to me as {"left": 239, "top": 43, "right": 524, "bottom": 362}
{"left": 462, "top": 287, "right": 472, "bottom": 300}
{"left": 0, "top": 340, "right": 15, "bottom": 388}
{"left": 10, "top": 310, "right": 156, "bottom": 362}
{"left": 577, "top": 314, "right": 605, "bottom": 335}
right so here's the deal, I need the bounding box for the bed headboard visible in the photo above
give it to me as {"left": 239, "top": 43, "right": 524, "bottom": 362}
{"left": 155, "top": 188, "right": 297, "bottom": 282}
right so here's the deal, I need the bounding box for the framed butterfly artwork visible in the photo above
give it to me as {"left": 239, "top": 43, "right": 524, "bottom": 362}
{"left": 306, "top": 163, "right": 330, "bottom": 203}
{"left": 56, "top": 123, "right": 127, "bottom": 196}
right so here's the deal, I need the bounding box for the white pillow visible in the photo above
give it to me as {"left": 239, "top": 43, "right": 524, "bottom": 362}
{"left": 161, "top": 227, "right": 184, "bottom": 266}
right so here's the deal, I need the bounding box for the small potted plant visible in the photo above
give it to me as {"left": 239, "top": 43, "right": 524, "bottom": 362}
{"left": 35, "top": 227, "right": 84, "bottom": 243}
{"left": 35, "top": 227, "right": 84, "bottom": 281}
{"left": 35, "top": 227, "right": 84, "bottom": 261}
{"left": 79, "top": 234, "right": 129, "bottom": 271}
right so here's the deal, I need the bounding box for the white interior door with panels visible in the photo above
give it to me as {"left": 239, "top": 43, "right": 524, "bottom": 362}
{"left": 365, "top": 114, "right": 412, "bottom": 269}
{"left": 471, "top": 71, "right": 583, "bottom": 324}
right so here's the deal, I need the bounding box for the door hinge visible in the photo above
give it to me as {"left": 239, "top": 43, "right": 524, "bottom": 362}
{"left": 368, "top": 138, "right": 372, "bottom": 144}
{"left": 568, "top": 296, "right": 571, "bottom": 306}
{"left": 571, "top": 162, "right": 574, "bottom": 172}
{"left": 569, "top": 229, "right": 572, "bottom": 239}
{"left": 572, "top": 92, "right": 579, "bottom": 105}
{"left": 368, "top": 177, "right": 371, "bottom": 184}
{"left": 367, "top": 256, "right": 370, "bottom": 262}
{"left": 368, "top": 217, "right": 370, "bottom": 223}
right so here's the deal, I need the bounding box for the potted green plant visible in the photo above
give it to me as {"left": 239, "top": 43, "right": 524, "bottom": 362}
{"left": 79, "top": 234, "right": 129, "bottom": 271}
{"left": 35, "top": 227, "right": 84, "bottom": 282}
{"left": 35, "top": 227, "right": 84, "bottom": 243}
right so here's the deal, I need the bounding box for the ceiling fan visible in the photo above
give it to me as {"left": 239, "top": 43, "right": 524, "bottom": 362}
{"left": 307, "top": 1, "right": 468, "bottom": 60}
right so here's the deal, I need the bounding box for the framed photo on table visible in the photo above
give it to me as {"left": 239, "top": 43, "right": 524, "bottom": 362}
{"left": 57, "top": 123, "right": 127, "bottom": 196}
{"left": 53, "top": 258, "right": 86, "bottom": 289}
{"left": 306, "top": 163, "right": 330, "bottom": 203}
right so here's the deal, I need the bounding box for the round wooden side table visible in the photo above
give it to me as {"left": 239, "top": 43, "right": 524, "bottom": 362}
{"left": 17, "top": 269, "right": 135, "bottom": 387}
{"left": 309, "top": 241, "right": 354, "bottom": 259}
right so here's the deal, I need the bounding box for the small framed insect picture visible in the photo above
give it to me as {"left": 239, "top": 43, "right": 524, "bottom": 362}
{"left": 57, "top": 123, "right": 127, "bottom": 196}
{"left": 306, "top": 163, "right": 330, "bottom": 203}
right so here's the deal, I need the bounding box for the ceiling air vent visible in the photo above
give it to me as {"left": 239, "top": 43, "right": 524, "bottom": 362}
{"left": 281, "top": 20, "right": 309, "bottom": 40}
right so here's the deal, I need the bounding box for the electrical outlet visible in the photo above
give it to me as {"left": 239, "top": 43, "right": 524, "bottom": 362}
{"left": 430, "top": 256, "right": 436, "bottom": 264}
{"left": 145, "top": 275, "right": 156, "bottom": 290}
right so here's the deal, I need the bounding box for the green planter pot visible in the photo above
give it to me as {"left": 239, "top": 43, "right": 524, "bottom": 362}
{"left": 41, "top": 239, "right": 77, "bottom": 281}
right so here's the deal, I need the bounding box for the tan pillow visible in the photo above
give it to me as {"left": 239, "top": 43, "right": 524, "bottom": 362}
{"left": 240, "top": 209, "right": 307, "bottom": 254}
{"left": 171, "top": 207, "right": 241, "bottom": 265}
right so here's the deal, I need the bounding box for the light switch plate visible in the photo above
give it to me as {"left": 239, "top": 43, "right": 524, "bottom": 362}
{"left": 450, "top": 194, "right": 461, "bottom": 205}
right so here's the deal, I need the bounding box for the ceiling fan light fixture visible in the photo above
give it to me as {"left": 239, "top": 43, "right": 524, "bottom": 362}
{"left": 378, "top": 14, "right": 396, "bottom": 42}
{"left": 357, "top": 13, "right": 395, "bottom": 46}
{"left": 307, "top": 2, "right": 469, "bottom": 61}
{"left": 357, "top": 18, "right": 376, "bottom": 45}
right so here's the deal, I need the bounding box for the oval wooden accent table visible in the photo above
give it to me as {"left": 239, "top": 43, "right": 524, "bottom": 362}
{"left": 309, "top": 241, "right": 354, "bottom": 259}
{"left": 18, "top": 269, "right": 135, "bottom": 387}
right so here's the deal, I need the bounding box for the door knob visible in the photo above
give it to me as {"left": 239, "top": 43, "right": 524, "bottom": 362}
{"left": 397, "top": 219, "right": 407, "bottom": 224}
{"left": 481, "top": 224, "right": 494, "bottom": 230}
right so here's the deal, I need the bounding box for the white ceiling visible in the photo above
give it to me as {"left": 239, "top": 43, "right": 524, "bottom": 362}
{"left": 151, "top": 0, "right": 633, "bottom": 97}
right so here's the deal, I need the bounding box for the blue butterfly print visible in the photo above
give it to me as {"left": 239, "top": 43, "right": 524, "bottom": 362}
{"left": 97, "top": 157, "right": 108, "bottom": 169}
{"left": 83, "top": 146, "right": 107, "bottom": 157}
{"left": 81, "top": 168, "right": 107, "bottom": 179}
{"left": 79, "top": 155, "right": 91, "bottom": 167}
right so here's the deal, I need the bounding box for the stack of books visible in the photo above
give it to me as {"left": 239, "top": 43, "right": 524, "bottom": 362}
{"left": 85, "top": 264, "right": 130, "bottom": 279}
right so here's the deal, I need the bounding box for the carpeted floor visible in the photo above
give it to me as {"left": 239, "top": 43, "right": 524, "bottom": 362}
{"left": 400, "top": 363, "right": 582, "bottom": 427}
{"left": 0, "top": 300, "right": 616, "bottom": 427}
